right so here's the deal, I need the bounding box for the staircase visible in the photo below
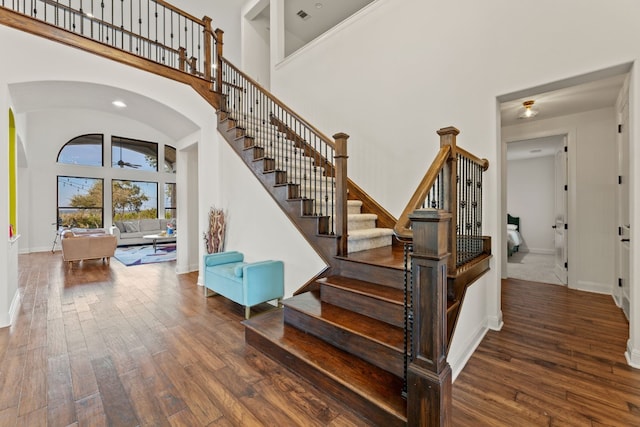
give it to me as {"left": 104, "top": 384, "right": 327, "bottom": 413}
{"left": 0, "top": 2, "right": 492, "bottom": 423}
{"left": 216, "top": 84, "right": 408, "bottom": 424}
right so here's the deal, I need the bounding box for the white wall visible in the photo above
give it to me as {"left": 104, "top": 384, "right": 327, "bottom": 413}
{"left": 507, "top": 155, "right": 555, "bottom": 254}
{"left": 503, "top": 108, "right": 617, "bottom": 294}
{"left": 214, "top": 134, "right": 326, "bottom": 297}
{"left": 260, "top": 0, "right": 640, "bottom": 370}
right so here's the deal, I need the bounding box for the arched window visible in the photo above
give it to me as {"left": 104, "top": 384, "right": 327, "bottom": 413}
{"left": 165, "top": 145, "right": 176, "bottom": 173}
{"left": 57, "top": 134, "right": 104, "bottom": 166}
{"left": 112, "top": 136, "right": 157, "bottom": 171}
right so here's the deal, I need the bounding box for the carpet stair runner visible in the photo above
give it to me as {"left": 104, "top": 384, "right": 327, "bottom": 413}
{"left": 227, "top": 113, "right": 394, "bottom": 253}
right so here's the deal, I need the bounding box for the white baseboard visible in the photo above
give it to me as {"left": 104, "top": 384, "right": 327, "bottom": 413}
{"left": 9, "top": 292, "right": 20, "bottom": 325}
{"left": 527, "top": 248, "right": 555, "bottom": 255}
{"left": 197, "top": 274, "right": 204, "bottom": 286}
{"left": 487, "top": 311, "right": 504, "bottom": 331}
{"left": 625, "top": 340, "right": 640, "bottom": 369}
{"left": 0, "top": 291, "right": 21, "bottom": 328}
{"left": 575, "top": 280, "right": 612, "bottom": 295}
{"left": 176, "top": 263, "right": 199, "bottom": 275}
{"left": 449, "top": 320, "right": 489, "bottom": 382}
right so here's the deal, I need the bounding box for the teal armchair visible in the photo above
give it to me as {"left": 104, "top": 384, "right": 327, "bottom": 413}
{"left": 203, "top": 251, "right": 284, "bottom": 319}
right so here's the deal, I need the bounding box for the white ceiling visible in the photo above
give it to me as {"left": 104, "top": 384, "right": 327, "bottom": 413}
{"left": 8, "top": 81, "right": 199, "bottom": 141}
{"left": 500, "top": 73, "right": 626, "bottom": 128}
{"left": 507, "top": 135, "right": 564, "bottom": 161}
{"left": 283, "top": 0, "right": 374, "bottom": 45}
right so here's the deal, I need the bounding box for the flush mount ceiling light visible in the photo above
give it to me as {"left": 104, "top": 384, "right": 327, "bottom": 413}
{"left": 112, "top": 100, "right": 127, "bottom": 108}
{"left": 518, "top": 100, "right": 538, "bottom": 119}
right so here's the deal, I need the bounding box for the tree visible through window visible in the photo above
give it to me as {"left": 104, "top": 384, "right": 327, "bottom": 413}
{"left": 112, "top": 180, "right": 158, "bottom": 220}
{"left": 164, "top": 183, "right": 176, "bottom": 219}
{"left": 57, "top": 176, "right": 104, "bottom": 228}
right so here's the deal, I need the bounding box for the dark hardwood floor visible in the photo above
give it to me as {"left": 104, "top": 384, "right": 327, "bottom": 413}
{"left": 1, "top": 253, "right": 638, "bottom": 426}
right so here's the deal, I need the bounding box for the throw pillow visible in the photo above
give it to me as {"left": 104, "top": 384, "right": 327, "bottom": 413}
{"left": 234, "top": 263, "right": 248, "bottom": 277}
{"left": 114, "top": 221, "right": 126, "bottom": 233}
{"left": 124, "top": 221, "right": 140, "bottom": 233}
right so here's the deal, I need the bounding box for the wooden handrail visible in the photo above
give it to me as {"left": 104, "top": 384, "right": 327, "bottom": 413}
{"left": 220, "top": 58, "right": 336, "bottom": 151}
{"left": 153, "top": 0, "right": 210, "bottom": 29}
{"left": 456, "top": 145, "right": 489, "bottom": 170}
{"left": 393, "top": 145, "right": 450, "bottom": 239}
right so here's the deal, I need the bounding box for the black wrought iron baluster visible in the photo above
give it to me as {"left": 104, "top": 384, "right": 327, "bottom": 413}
{"left": 402, "top": 241, "right": 413, "bottom": 398}
{"left": 329, "top": 144, "right": 334, "bottom": 235}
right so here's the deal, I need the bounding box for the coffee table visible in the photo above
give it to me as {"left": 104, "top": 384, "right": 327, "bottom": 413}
{"left": 143, "top": 234, "right": 176, "bottom": 253}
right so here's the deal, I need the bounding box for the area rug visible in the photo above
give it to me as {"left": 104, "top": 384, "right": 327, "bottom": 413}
{"left": 114, "top": 244, "right": 176, "bottom": 266}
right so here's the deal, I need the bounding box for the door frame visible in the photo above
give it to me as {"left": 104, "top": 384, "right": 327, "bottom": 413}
{"left": 501, "top": 128, "right": 577, "bottom": 289}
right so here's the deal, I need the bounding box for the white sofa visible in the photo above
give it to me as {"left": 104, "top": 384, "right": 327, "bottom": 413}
{"left": 110, "top": 218, "right": 176, "bottom": 246}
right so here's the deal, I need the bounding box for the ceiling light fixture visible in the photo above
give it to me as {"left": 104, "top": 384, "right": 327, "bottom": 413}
{"left": 112, "top": 100, "right": 127, "bottom": 108}
{"left": 315, "top": 2, "right": 323, "bottom": 8}
{"left": 518, "top": 100, "right": 538, "bottom": 119}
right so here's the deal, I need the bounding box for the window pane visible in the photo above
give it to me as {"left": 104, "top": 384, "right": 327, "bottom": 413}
{"left": 164, "top": 183, "right": 176, "bottom": 219}
{"left": 57, "top": 176, "right": 104, "bottom": 228}
{"left": 57, "top": 134, "right": 103, "bottom": 166}
{"left": 112, "top": 180, "right": 158, "bottom": 220}
{"left": 164, "top": 145, "right": 176, "bottom": 173}
{"left": 112, "top": 136, "right": 158, "bottom": 171}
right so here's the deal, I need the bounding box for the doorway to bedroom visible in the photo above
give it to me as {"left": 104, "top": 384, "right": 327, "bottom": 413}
{"left": 505, "top": 135, "right": 566, "bottom": 286}
{"left": 499, "top": 67, "right": 628, "bottom": 293}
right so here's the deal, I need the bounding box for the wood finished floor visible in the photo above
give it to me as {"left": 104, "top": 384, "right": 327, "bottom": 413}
{"left": 1, "top": 253, "right": 638, "bottom": 426}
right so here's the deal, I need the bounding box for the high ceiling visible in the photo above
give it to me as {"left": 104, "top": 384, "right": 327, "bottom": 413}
{"left": 284, "top": 0, "right": 374, "bottom": 46}
{"left": 8, "top": 81, "right": 199, "bottom": 141}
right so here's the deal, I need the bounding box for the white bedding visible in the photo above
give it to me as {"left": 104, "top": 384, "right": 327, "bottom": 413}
{"left": 507, "top": 229, "right": 523, "bottom": 249}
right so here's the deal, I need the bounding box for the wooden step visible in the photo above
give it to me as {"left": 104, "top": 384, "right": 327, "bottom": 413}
{"left": 244, "top": 310, "right": 407, "bottom": 426}
{"left": 283, "top": 292, "right": 404, "bottom": 377}
{"left": 318, "top": 275, "right": 405, "bottom": 328}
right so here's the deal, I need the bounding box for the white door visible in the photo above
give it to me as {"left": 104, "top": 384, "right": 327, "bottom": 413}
{"left": 617, "top": 98, "right": 631, "bottom": 319}
{"left": 554, "top": 141, "right": 568, "bottom": 285}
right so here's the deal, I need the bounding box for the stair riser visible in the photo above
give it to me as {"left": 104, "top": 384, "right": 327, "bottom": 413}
{"left": 347, "top": 218, "right": 377, "bottom": 231}
{"left": 336, "top": 259, "right": 405, "bottom": 290}
{"left": 320, "top": 285, "right": 404, "bottom": 328}
{"left": 283, "top": 308, "right": 404, "bottom": 378}
{"left": 245, "top": 327, "right": 405, "bottom": 427}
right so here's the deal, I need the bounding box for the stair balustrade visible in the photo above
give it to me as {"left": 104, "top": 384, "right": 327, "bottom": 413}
{"left": 396, "top": 127, "right": 491, "bottom": 425}
{"left": 1, "top": 0, "right": 218, "bottom": 82}
{"left": 219, "top": 58, "right": 349, "bottom": 255}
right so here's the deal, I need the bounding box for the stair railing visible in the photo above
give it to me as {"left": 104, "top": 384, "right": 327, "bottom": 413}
{"left": 218, "top": 58, "right": 349, "bottom": 255}
{"left": 396, "top": 126, "right": 490, "bottom": 425}
{"left": 1, "top": 0, "right": 219, "bottom": 82}
{"left": 395, "top": 126, "right": 489, "bottom": 270}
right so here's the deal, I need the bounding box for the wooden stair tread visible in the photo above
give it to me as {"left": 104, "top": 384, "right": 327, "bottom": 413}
{"left": 338, "top": 244, "right": 406, "bottom": 270}
{"left": 319, "top": 275, "right": 404, "bottom": 305}
{"left": 284, "top": 292, "right": 404, "bottom": 349}
{"left": 244, "top": 310, "right": 407, "bottom": 422}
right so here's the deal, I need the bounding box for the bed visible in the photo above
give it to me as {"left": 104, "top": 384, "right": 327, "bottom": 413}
{"left": 507, "top": 214, "right": 523, "bottom": 257}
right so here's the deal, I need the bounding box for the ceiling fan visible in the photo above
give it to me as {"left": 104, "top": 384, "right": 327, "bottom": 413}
{"left": 115, "top": 142, "right": 142, "bottom": 168}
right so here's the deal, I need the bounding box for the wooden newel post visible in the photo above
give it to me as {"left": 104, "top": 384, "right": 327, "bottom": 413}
{"left": 407, "top": 209, "right": 452, "bottom": 426}
{"left": 203, "top": 16, "right": 213, "bottom": 82}
{"left": 334, "top": 133, "right": 349, "bottom": 256}
{"left": 215, "top": 28, "right": 224, "bottom": 93}
{"left": 437, "top": 126, "right": 459, "bottom": 274}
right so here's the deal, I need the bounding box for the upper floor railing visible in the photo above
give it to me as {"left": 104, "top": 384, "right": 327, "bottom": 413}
{"left": 2, "top": 0, "right": 219, "bottom": 81}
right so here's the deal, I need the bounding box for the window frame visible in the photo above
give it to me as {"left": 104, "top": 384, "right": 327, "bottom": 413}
{"left": 56, "top": 175, "right": 104, "bottom": 228}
